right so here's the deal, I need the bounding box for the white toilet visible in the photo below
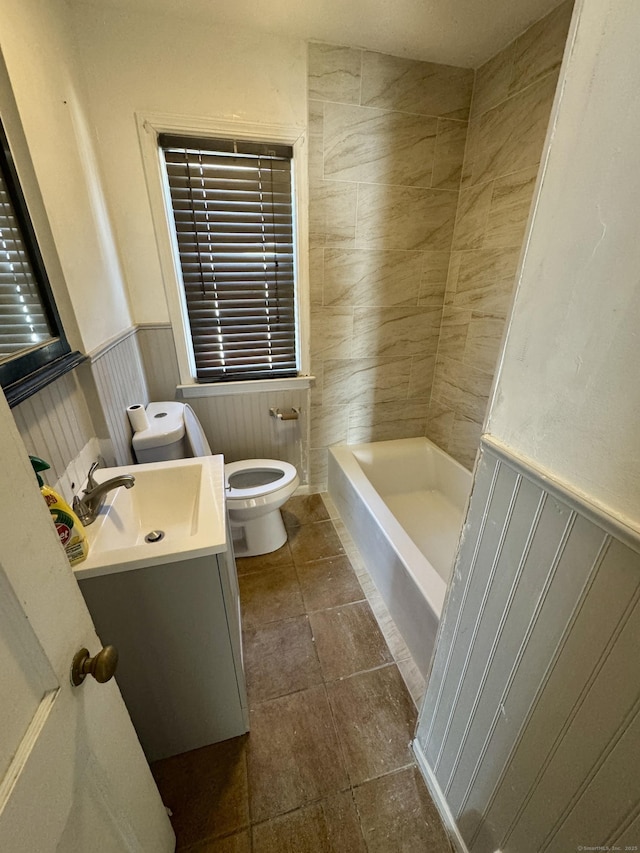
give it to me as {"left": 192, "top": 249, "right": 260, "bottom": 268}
{"left": 132, "top": 401, "right": 299, "bottom": 557}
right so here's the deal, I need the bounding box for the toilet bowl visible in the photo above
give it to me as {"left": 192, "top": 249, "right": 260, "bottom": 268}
{"left": 132, "top": 401, "right": 299, "bottom": 557}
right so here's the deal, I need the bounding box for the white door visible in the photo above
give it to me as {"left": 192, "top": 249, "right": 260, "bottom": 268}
{"left": 0, "top": 392, "right": 175, "bottom": 852}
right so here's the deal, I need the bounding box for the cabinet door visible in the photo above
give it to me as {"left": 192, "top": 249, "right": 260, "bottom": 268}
{"left": 80, "top": 554, "right": 248, "bottom": 761}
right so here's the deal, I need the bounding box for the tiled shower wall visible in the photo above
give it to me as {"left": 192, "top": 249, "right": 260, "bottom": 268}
{"left": 308, "top": 2, "right": 573, "bottom": 482}
{"left": 307, "top": 44, "right": 473, "bottom": 488}
{"left": 427, "top": 0, "right": 574, "bottom": 469}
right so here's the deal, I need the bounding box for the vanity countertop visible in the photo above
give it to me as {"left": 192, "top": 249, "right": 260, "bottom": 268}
{"left": 73, "top": 455, "right": 227, "bottom": 580}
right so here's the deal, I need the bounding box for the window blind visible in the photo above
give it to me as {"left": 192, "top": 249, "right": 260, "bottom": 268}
{"left": 160, "top": 135, "right": 297, "bottom": 382}
{"left": 0, "top": 167, "right": 53, "bottom": 361}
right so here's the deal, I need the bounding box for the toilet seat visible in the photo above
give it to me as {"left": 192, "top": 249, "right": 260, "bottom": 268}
{"left": 224, "top": 459, "right": 298, "bottom": 500}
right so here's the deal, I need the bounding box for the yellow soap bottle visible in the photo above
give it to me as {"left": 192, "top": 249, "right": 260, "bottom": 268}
{"left": 30, "top": 456, "right": 89, "bottom": 566}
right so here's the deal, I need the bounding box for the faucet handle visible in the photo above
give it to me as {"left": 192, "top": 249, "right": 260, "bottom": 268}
{"left": 86, "top": 461, "right": 100, "bottom": 492}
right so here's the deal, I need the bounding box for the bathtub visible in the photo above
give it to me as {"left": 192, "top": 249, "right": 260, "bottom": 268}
{"left": 328, "top": 437, "right": 472, "bottom": 678}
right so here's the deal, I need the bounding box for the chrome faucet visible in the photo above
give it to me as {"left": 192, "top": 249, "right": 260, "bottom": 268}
{"left": 73, "top": 461, "right": 135, "bottom": 525}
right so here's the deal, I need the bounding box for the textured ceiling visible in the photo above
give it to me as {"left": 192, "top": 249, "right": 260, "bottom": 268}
{"left": 68, "top": 0, "right": 566, "bottom": 68}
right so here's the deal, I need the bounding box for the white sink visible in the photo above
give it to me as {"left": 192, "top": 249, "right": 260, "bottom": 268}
{"left": 73, "top": 456, "right": 227, "bottom": 579}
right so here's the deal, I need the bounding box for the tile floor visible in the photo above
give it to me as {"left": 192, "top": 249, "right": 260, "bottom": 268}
{"left": 152, "top": 494, "right": 452, "bottom": 852}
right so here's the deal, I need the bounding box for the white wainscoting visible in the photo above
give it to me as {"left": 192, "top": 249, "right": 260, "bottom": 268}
{"left": 185, "top": 388, "right": 309, "bottom": 483}
{"left": 11, "top": 370, "right": 99, "bottom": 502}
{"left": 89, "top": 328, "right": 149, "bottom": 465}
{"left": 136, "top": 323, "right": 180, "bottom": 402}
{"left": 416, "top": 437, "right": 640, "bottom": 852}
{"left": 136, "top": 323, "right": 310, "bottom": 481}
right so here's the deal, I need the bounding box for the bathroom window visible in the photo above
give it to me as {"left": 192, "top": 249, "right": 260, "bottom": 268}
{"left": 0, "top": 119, "right": 82, "bottom": 406}
{"left": 160, "top": 135, "right": 298, "bottom": 383}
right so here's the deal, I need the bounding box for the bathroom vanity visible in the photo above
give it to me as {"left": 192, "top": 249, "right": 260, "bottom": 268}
{"left": 73, "top": 456, "right": 248, "bottom": 762}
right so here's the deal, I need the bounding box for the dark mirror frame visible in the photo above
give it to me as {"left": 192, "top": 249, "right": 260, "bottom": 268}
{"left": 0, "top": 119, "right": 84, "bottom": 407}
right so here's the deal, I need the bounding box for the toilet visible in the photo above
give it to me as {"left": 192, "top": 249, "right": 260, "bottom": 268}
{"left": 132, "top": 401, "right": 299, "bottom": 557}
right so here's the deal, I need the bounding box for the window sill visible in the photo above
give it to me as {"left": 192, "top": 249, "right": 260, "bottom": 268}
{"left": 176, "top": 375, "right": 314, "bottom": 399}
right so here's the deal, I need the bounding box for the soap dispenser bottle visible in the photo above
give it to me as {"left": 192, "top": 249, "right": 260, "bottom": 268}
{"left": 29, "top": 456, "right": 89, "bottom": 566}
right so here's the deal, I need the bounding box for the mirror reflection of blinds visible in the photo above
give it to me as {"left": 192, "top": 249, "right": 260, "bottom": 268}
{"left": 0, "top": 171, "right": 53, "bottom": 361}
{"left": 160, "top": 135, "right": 297, "bottom": 382}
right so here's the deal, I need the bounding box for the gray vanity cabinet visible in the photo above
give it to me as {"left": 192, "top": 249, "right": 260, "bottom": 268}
{"left": 79, "top": 543, "right": 248, "bottom": 762}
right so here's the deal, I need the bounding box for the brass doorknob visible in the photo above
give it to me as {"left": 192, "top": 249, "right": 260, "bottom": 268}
{"left": 71, "top": 645, "right": 119, "bottom": 686}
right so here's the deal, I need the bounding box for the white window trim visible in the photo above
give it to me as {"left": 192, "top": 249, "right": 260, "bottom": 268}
{"left": 136, "top": 111, "right": 311, "bottom": 390}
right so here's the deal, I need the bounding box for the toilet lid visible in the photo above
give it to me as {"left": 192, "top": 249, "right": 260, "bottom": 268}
{"left": 224, "top": 459, "right": 298, "bottom": 499}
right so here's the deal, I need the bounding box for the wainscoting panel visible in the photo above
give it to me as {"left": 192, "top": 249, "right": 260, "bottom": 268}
{"left": 186, "top": 388, "right": 309, "bottom": 483}
{"left": 416, "top": 438, "right": 640, "bottom": 853}
{"left": 12, "top": 369, "right": 96, "bottom": 496}
{"left": 136, "top": 324, "right": 180, "bottom": 402}
{"left": 90, "top": 329, "right": 149, "bottom": 465}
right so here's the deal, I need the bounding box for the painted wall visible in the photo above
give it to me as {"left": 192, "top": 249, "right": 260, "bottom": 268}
{"left": 307, "top": 43, "right": 473, "bottom": 487}
{"left": 70, "top": 6, "right": 307, "bottom": 326}
{"left": 487, "top": 0, "right": 640, "bottom": 530}
{"left": 427, "top": 0, "right": 573, "bottom": 469}
{"left": 0, "top": 0, "right": 143, "bottom": 486}
{"left": 0, "top": 0, "right": 132, "bottom": 352}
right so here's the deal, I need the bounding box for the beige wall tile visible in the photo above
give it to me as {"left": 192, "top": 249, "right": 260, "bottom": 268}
{"left": 452, "top": 182, "right": 494, "bottom": 250}
{"left": 432, "top": 119, "right": 468, "bottom": 190}
{"left": 324, "top": 249, "right": 422, "bottom": 307}
{"left": 356, "top": 183, "right": 458, "bottom": 251}
{"left": 323, "top": 358, "right": 411, "bottom": 406}
{"left": 310, "top": 363, "right": 323, "bottom": 406}
{"left": 419, "top": 251, "right": 450, "bottom": 307}
{"left": 453, "top": 247, "right": 520, "bottom": 315}
{"left": 471, "top": 42, "right": 514, "bottom": 120}
{"left": 347, "top": 401, "right": 429, "bottom": 444}
{"left": 361, "top": 52, "right": 474, "bottom": 120}
{"left": 306, "top": 5, "right": 567, "bottom": 484}
{"left": 437, "top": 307, "right": 471, "bottom": 362}
{"left": 444, "top": 252, "right": 462, "bottom": 306}
{"left": 308, "top": 99, "right": 325, "bottom": 184}
{"left": 310, "top": 405, "right": 349, "bottom": 449}
{"left": 483, "top": 164, "right": 539, "bottom": 249}
{"left": 408, "top": 353, "right": 436, "bottom": 399}
{"left": 473, "top": 71, "right": 560, "bottom": 186}
{"left": 431, "top": 356, "right": 493, "bottom": 423}
{"left": 460, "top": 119, "right": 480, "bottom": 189}
{"left": 309, "top": 247, "right": 324, "bottom": 307}
{"left": 324, "top": 104, "right": 437, "bottom": 187}
{"left": 431, "top": 356, "right": 462, "bottom": 415}
{"left": 510, "top": 0, "right": 574, "bottom": 96}
{"left": 309, "top": 180, "right": 358, "bottom": 248}
{"left": 310, "top": 308, "right": 353, "bottom": 359}
{"left": 425, "top": 399, "right": 455, "bottom": 452}
{"left": 308, "top": 43, "right": 362, "bottom": 104}
{"left": 352, "top": 307, "right": 441, "bottom": 358}
{"left": 448, "top": 415, "right": 483, "bottom": 470}
{"left": 309, "top": 448, "right": 329, "bottom": 489}
{"left": 464, "top": 314, "right": 505, "bottom": 373}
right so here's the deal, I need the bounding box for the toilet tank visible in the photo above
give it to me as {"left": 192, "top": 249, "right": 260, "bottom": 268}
{"left": 132, "top": 402, "right": 188, "bottom": 463}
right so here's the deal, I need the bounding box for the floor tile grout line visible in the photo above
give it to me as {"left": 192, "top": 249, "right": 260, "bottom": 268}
{"left": 244, "top": 764, "right": 428, "bottom": 839}
{"left": 319, "top": 492, "right": 427, "bottom": 709}
{"left": 161, "top": 494, "right": 445, "bottom": 849}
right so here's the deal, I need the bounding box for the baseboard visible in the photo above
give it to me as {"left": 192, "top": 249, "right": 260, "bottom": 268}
{"left": 413, "top": 738, "right": 470, "bottom": 853}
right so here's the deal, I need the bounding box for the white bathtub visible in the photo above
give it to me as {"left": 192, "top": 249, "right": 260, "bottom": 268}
{"left": 328, "top": 437, "right": 472, "bottom": 678}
